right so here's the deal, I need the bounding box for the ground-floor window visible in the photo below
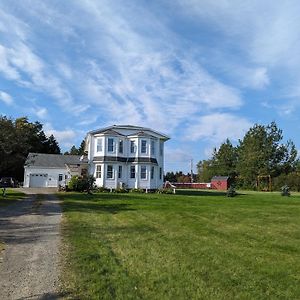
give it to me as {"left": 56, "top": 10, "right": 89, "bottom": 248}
{"left": 58, "top": 174, "right": 63, "bottom": 181}
{"left": 151, "top": 166, "right": 154, "bottom": 179}
{"left": 159, "top": 167, "right": 162, "bottom": 180}
{"left": 107, "top": 165, "right": 113, "bottom": 179}
{"left": 141, "top": 166, "right": 147, "bottom": 179}
{"left": 130, "top": 166, "right": 135, "bottom": 179}
{"left": 118, "top": 165, "right": 122, "bottom": 179}
{"left": 96, "top": 165, "right": 101, "bottom": 178}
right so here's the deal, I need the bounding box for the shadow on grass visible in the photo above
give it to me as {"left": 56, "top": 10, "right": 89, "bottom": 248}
{"left": 63, "top": 200, "right": 135, "bottom": 214}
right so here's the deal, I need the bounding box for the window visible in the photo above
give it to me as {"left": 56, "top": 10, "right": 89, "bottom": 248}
{"left": 130, "top": 166, "right": 135, "bottom": 179}
{"left": 119, "top": 140, "right": 123, "bottom": 154}
{"left": 130, "top": 140, "right": 135, "bottom": 153}
{"left": 96, "top": 138, "right": 103, "bottom": 152}
{"left": 141, "top": 166, "right": 147, "bottom": 179}
{"left": 159, "top": 142, "right": 163, "bottom": 156}
{"left": 96, "top": 165, "right": 101, "bottom": 178}
{"left": 107, "top": 165, "right": 113, "bottom": 179}
{"left": 151, "top": 166, "right": 154, "bottom": 179}
{"left": 159, "top": 167, "right": 162, "bottom": 180}
{"left": 141, "top": 140, "right": 147, "bottom": 153}
{"left": 151, "top": 140, "right": 155, "bottom": 155}
{"left": 58, "top": 174, "right": 63, "bottom": 181}
{"left": 108, "top": 138, "right": 114, "bottom": 152}
{"left": 118, "top": 165, "right": 122, "bottom": 179}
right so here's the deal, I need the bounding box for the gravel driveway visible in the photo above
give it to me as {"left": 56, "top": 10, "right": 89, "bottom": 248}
{"left": 0, "top": 188, "right": 63, "bottom": 300}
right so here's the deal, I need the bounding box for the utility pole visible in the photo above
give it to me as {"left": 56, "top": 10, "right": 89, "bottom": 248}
{"left": 190, "top": 159, "right": 194, "bottom": 183}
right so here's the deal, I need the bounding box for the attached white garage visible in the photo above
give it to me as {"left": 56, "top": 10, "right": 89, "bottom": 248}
{"left": 29, "top": 174, "right": 48, "bottom": 188}
{"left": 23, "top": 153, "right": 88, "bottom": 188}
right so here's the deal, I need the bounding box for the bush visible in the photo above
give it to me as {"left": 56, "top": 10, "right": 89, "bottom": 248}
{"left": 95, "top": 186, "right": 110, "bottom": 193}
{"left": 281, "top": 185, "right": 290, "bottom": 197}
{"left": 157, "top": 188, "right": 174, "bottom": 194}
{"left": 227, "top": 186, "right": 237, "bottom": 197}
{"left": 129, "top": 188, "right": 144, "bottom": 193}
{"left": 114, "top": 188, "right": 129, "bottom": 193}
{"left": 67, "top": 175, "right": 95, "bottom": 192}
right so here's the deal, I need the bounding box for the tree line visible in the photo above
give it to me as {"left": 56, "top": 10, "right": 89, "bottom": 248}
{"left": 0, "top": 115, "right": 85, "bottom": 181}
{"left": 197, "top": 121, "right": 300, "bottom": 190}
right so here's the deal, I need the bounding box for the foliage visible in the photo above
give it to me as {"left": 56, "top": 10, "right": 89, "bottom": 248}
{"left": 129, "top": 188, "right": 145, "bottom": 193}
{"left": 273, "top": 172, "right": 300, "bottom": 192}
{"left": 281, "top": 185, "right": 291, "bottom": 196}
{"left": 197, "top": 121, "right": 298, "bottom": 190}
{"left": 95, "top": 186, "right": 110, "bottom": 193}
{"left": 65, "top": 140, "right": 86, "bottom": 155}
{"left": 60, "top": 191, "right": 300, "bottom": 299}
{"left": 0, "top": 116, "right": 60, "bottom": 180}
{"left": 114, "top": 187, "right": 129, "bottom": 193}
{"left": 157, "top": 188, "right": 174, "bottom": 194}
{"left": 67, "top": 175, "right": 95, "bottom": 192}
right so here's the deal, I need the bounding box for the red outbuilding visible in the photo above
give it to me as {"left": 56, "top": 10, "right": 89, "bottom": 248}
{"left": 211, "top": 176, "right": 229, "bottom": 190}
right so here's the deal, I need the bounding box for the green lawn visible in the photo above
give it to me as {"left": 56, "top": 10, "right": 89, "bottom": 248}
{"left": 0, "top": 189, "right": 25, "bottom": 207}
{"left": 60, "top": 190, "right": 300, "bottom": 300}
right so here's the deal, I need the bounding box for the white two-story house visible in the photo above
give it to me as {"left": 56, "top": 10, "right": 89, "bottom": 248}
{"left": 85, "top": 125, "right": 170, "bottom": 190}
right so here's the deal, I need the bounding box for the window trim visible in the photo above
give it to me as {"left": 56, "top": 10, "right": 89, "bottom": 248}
{"left": 141, "top": 165, "right": 147, "bottom": 180}
{"left": 151, "top": 166, "right": 154, "bottom": 179}
{"left": 95, "top": 165, "right": 102, "bottom": 178}
{"left": 96, "top": 138, "right": 103, "bottom": 152}
{"left": 141, "top": 140, "right": 147, "bottom": 154}
{"left": 118, "top": 165, "right": 122, "bottom": 179}
{"left": 119, "top": 140, "right": 123, "bottom": 154}
{"left": 130, "top": 166, "right": 136, "bottom": 179}
{"left": 106, "top": 165, "right": 114, "bottom": 179}
{"left": 107, "top": 138, "right": 114, "bottom": 152}
{"left": 130, "top": 140, "right": 135, "bottom": 153}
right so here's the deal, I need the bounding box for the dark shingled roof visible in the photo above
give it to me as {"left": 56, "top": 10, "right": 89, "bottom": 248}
{"left": 211, "top": 176, "right": 229, "bottom": 181}
{"left": 25, "top": 153, "right": 88, "bottom": 168}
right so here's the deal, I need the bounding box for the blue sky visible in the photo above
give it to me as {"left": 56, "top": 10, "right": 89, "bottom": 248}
{"left": 1, "top": 1, "right": 300, "bottom": 172}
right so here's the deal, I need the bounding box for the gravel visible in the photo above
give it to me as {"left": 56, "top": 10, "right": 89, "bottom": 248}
{"left": 0, "top": 188, "right": 63, "bottom": 300}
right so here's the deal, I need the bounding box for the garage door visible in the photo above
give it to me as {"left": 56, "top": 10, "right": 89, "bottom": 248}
{"left": 29, "top": 174, "right": 48, "bottom": 187}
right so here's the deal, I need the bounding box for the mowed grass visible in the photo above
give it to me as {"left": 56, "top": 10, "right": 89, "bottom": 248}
{"left": 60, "top": 190, "right": 300, "bottom": 300}
{"left": 0, "top": 189, "right": 25, "bottom": 207}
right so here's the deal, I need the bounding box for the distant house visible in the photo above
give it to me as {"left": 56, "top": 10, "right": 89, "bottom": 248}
{"left": 23, "top": 125, "right": 170, "bottom": 189}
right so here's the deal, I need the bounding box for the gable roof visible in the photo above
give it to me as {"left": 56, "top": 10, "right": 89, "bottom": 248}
{"left": 24, "top": 153, "right": 88, "bottom": 168}
{"left": 88, "top": 125, "right": 170, "bottom": 140}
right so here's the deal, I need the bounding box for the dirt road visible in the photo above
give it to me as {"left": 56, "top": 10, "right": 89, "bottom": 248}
{"left": 0, "top": 188, "right": 63, "bottom": 299}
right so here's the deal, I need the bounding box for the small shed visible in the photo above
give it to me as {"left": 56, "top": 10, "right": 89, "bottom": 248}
{"left": 211, "top": 176, "right": 230, "bottom": 190}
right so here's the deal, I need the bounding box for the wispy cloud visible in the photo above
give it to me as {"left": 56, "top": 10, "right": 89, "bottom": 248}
{"left": 0, "top": 90, "right": 13, "bottom": 105}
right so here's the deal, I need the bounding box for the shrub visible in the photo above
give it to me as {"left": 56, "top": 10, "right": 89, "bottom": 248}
{"left": 227, "top": 186, "right": 237, "bottom": 197}
{"left": 114, "top": 188, "right": 129, "bottom": 193}
{"left": 281, "top": 185, "right": 290, "bottom": 197}
{"left": 67, "top": 175, "right": 95, "bottom": 192}
{"left": 129, "top": 188, "right": 144, "bottom": 193}
{"left": 157, "top": 188, "right": 174, "bottom": 194}
{"left": 95, "top": 186, "right": 110, "bottom": 193}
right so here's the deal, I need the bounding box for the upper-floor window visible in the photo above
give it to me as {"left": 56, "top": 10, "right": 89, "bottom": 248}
{"left": 118, "top": 165, "right": 122, "bottom": 179}
{"left": 141, "top": 166, "right": 147, "bottom": 179}
{"left": 108, "top": 138, "right": 114, "bottom": 152}
{"left": 96, "top": 138, "right": 103, "bottom": 152}
{"left": 96, "top": 165, "right": 101, "bottom": 178}
{"left": 107, "top": 165, "right": 113, "bottom": 179}
{"left": 119, "top": 140, "right": 123, "bottom": 154}
{"left": 130, "top": 141, "right": 135, "bottom": 153}
{"left": 130, "top": 166, "right": 135, "bottom": 179}
{"left": 159, "top": 142, "right": 163, "bottom": 156}
{"left": 141, "top": 140, "right": 147, "bottom": 154}
{"left": 151, "top": 140, "right": 155, "bottom": 155}
{"left": 151, "top": 166, "right": 154, "bottom": 179}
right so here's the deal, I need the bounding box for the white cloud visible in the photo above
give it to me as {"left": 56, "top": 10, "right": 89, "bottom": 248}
{"left": 32, "top": 107, "right": 48, "bottom": 119}
{"left": 44, "top": 123, "right": 77, "bottom": 147}
{"left": 186, "top": 113, "right": 252, "bottom": 143}
{"left": 0, "top": 90, "right": 13, "bottom": 105}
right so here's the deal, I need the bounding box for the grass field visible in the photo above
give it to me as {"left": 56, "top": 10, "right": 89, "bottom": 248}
{"left": 0, "top": 189, "right": 25, "bottom": 207}
{"left": 60, "top": 190, "right": 300, "bottom": 300}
